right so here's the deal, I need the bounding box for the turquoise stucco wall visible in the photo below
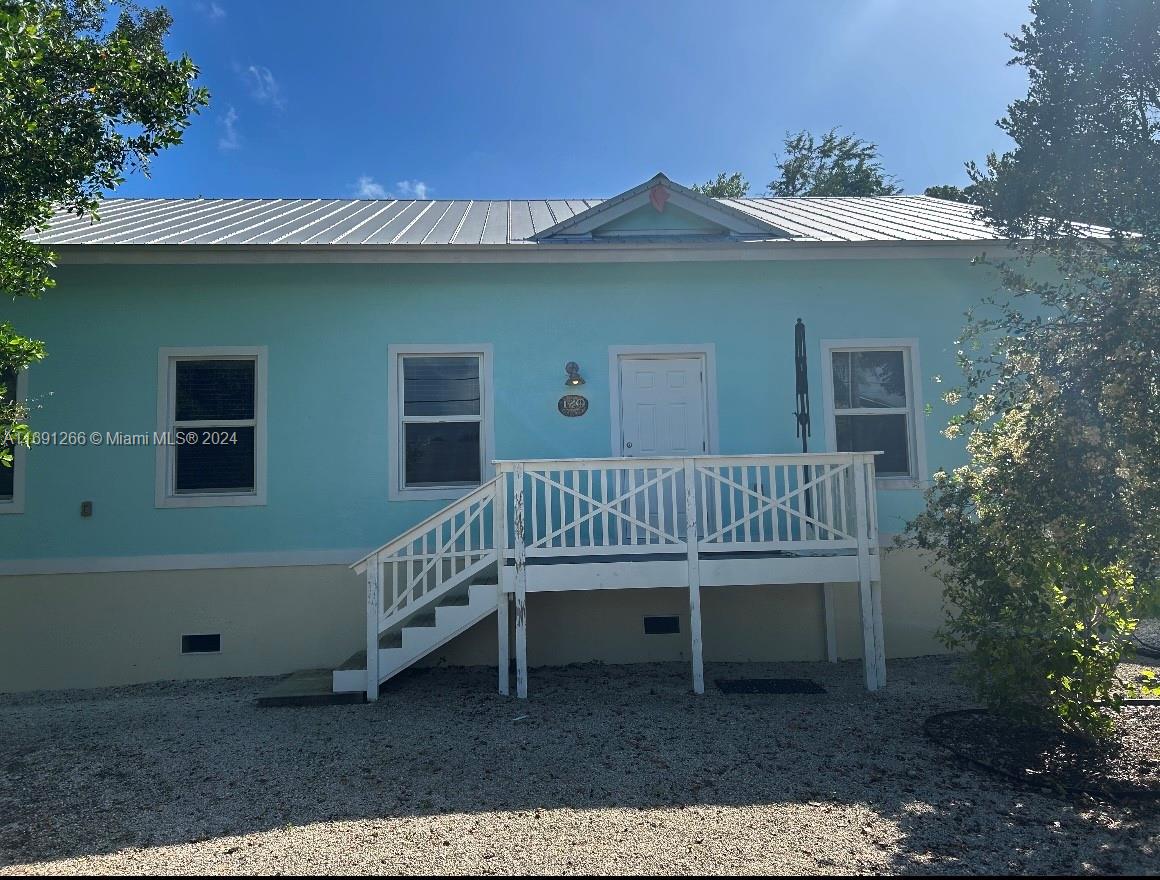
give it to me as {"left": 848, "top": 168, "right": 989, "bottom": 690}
{"left": 0, "top": 256, "right": 1002, "bottom": 561}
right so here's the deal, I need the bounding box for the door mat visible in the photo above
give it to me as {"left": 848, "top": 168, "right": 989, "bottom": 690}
{"left": 716, "top": 678, "right": 826, "bottom": 695}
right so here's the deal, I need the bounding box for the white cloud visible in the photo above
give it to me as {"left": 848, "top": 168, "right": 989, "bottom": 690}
{"left": 396, "top": 180, "right": 430, "bottom": 199}
{"left": 351, "top": 176, "right": 433, "bottom": 199}
{"left": 243, "top": 64, "right": 285, "bottom": 109}
{"left": 354, "top": 176, "right": 389, "bottom": 199}
{"left": 193, "top": 1, "right": 226, "bottom": 21}
{"left": 218, "top": 106, "right": 240, "bottom": 151}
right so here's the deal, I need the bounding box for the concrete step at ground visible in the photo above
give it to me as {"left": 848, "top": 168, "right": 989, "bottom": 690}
{"left": 256, "top": 668, "right": 365, "bottom": 707}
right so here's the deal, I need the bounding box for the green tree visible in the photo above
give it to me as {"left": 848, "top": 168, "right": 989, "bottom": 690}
{"left": 767, "top": 128, "right": 902, "bottom": 196}
{"left": 690, "top": 171, "right": 750, "bottom": 198}
{"left": 967, "top": 0, "right": 1160, "bottom": 239}
{"left": 922, "top": 183, "right": 980, "bottom": 203}
{"left": 0, "top": 0, "right": 207, "bottom": 461}
{"left": 906, "top": 0, "right": 1160, "bottom": 738}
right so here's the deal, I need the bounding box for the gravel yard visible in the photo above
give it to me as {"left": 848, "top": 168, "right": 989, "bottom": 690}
{"left": 1, "top": 656, "right": 1157, "bottom": 875}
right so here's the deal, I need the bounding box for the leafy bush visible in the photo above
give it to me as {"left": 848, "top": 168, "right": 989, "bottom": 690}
{"left": 906, "top": 397, "right": 1156, "bottom": 740}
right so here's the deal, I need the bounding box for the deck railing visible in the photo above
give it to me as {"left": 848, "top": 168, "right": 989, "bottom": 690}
{"left": 495, "top": 452, "right": 878, "bottom": 558}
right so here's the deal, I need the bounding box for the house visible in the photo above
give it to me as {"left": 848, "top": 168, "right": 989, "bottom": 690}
{"left": 1, "top": 173, "right": 1006, "bottom": 698}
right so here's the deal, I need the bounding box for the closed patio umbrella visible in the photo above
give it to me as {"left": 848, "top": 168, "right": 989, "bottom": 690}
{"left": 794, "top": 318, "right": 813, "bottom": 521}
{"left": 794, "top": 318, "right": 810, "bottom": 454}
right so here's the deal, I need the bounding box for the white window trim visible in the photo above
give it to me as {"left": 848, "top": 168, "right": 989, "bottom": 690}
{"left": 155, "top": 346, "right": 268, "bottom": 509}
{"left": 607, "top": 344, "right": 720, "bottom": 457}
{"left": 0, "top": 370, "right": 28, "bottom": 515}
{"left": 388, "top": 344, "right": 495, "bottom": 502}
{"left": 819, "top": 338, "right": 927, "bottom": 490}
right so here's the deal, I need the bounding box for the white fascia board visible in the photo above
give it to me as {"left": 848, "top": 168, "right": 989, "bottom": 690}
{"left": 50, "top": 240, "right": 1013, "bottom": 265}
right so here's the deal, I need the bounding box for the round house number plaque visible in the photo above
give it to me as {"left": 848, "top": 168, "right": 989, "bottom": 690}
{"left": 558, "top": 394, "right": 588, "bottom": 417}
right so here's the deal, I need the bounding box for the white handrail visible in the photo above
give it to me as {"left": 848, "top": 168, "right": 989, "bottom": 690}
{"left": 352, "top": 475, "right": 503, "bottom": 573}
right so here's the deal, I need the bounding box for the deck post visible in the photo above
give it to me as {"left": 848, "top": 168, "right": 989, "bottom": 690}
{"left": 853, "top": 457, "right": 881, "bottom": 692}
{"left": 865, "top": 462, "right": 886, "bottom": 688}
{"left": 513, "top": 462, "right": 529, "bottom": 699}
{"left": 684, "top": 458, "right": 705, "bottom": 695}
{"left": 496, "top": 590, "right": 510, "bottom": 695}
{"left": 493, "top": 469, "right": 510, "bottom": 695}
{"left": 871, "top": 579, "right": 886, "bottom": 687}
{"left": 366, "top": 553, "right": 381, "bottom": 702}
{"left": 823, "top": 583, "right": 839, "bottom": 663}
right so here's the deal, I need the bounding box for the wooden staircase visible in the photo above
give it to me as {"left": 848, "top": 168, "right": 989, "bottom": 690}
{"left": 332, "top": 570, "right": 498, "bottom": 693}
{"left": 332, "top": 476, "right": 503, "bottom": 699}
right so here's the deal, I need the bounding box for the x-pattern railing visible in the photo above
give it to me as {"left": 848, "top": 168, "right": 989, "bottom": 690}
{"left": 695, "top": 460, "right": 856, "bottom": 546}
{"left": 525, "top": 465, "right": 684, "bottom": 550}
{"left": 498, "top": 453, "right": 873, "bottom": 557}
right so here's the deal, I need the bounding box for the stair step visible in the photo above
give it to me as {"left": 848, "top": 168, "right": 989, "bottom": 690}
{"left": 436, "top": 592, "right": 471, "bottom": 607}
{"left": 409, "top": 613, "right": 437, "bottom": 628}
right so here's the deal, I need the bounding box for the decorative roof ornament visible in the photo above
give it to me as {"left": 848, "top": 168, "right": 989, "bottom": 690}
{"left": 649, "top": 184, "right": 669, "bottom": 213}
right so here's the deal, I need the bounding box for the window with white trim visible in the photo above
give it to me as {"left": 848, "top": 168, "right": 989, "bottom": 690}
{"left": 826, "top": 343, "right": 922, "bottom": 481}
{"left": 0, "top": 368, "right": 21, "bottom": 511}
{"left": 398, "top": 354, "right": 485, "bottom": 490}
{"left": 157, "top": 348, "right": 266, "bottom": 507}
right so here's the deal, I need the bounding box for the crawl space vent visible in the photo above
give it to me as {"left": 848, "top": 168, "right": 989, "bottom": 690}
{"left": 181, "top": 633, "right": 221, "bottom": 654}
{"left": 643, "top": 615, "right": 680, "bottom": 635}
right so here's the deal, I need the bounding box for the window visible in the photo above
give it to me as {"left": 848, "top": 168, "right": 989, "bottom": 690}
{"left": 0, "top": 368, "right": 24, "bottom": 513}
{"left": 156, "top": 348, "right": 267, "bottom": 508}
{"left": 822, "top": 340, "right": 925, "bottom": 485}
{"left": 389, "top": 345, "right": 493, "bottom": 500}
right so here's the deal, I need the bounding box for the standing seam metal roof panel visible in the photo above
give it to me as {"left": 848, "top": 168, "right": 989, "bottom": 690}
{"left": 188, "top": 200, "right": 300, "bottom": 243}
{"left": 29, "top": 195, "right": 1072, "bottom": 246}
{"left": 451, "top": 201, "right": 490, "bottom": 245}
{"left": 805, "top": 197, "right": 972, "bottom": 240}
{"left": 361, "top": 201, "right": 426, "bottom": 244}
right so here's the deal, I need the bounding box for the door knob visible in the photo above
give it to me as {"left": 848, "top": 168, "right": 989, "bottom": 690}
{"left": 626, "top": 442, "right": 633, "bottom": 448}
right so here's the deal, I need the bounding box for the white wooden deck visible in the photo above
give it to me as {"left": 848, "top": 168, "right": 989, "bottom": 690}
{"left": 351, "top": 452, "right": 885, "bottom": 701}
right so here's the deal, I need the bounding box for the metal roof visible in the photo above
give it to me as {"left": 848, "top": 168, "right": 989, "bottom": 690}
{"left": 31, "top": 194, "right": 1011, "bottom": 247}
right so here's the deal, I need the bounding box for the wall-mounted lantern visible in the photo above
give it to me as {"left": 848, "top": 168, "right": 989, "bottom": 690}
{"left": 564, "top": 361, "right": 585, "bottom": 386}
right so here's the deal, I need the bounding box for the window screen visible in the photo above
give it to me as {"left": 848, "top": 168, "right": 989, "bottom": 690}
{"left": 171, "top": 359, "right": 256, "bottom": 494}
{"left": 831, "top": 348, "right": 914, "bottom": 478}
{"left": 400, "top": 355, "right": 484, "bottom": 489}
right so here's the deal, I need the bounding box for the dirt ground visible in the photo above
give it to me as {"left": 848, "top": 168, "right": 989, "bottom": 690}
{"left": 1, "top": 656, "right": 1157, "bottom": 875}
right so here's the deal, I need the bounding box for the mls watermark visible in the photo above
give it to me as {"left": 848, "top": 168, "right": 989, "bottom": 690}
{"left": 22, "top": 430, "right": 242, "bottom": 447}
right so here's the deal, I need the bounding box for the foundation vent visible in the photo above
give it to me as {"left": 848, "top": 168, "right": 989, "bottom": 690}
{"left": 643, "top": 615, "right": 680, "bottom": 635}
{"left": 181, "top": 633, "right": 221, "bottom": 654}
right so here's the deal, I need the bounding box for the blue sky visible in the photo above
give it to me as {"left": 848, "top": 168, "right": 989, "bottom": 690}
{"left": 118, "top": 0, "right": 1031, "bottom": 200}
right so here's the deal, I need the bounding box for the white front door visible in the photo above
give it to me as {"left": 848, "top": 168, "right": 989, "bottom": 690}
{"left": 617, "top": 355, "right": 709, "bottom": 540}
{"left": 618, "top": 356, "right": 708, "bottom": 457}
